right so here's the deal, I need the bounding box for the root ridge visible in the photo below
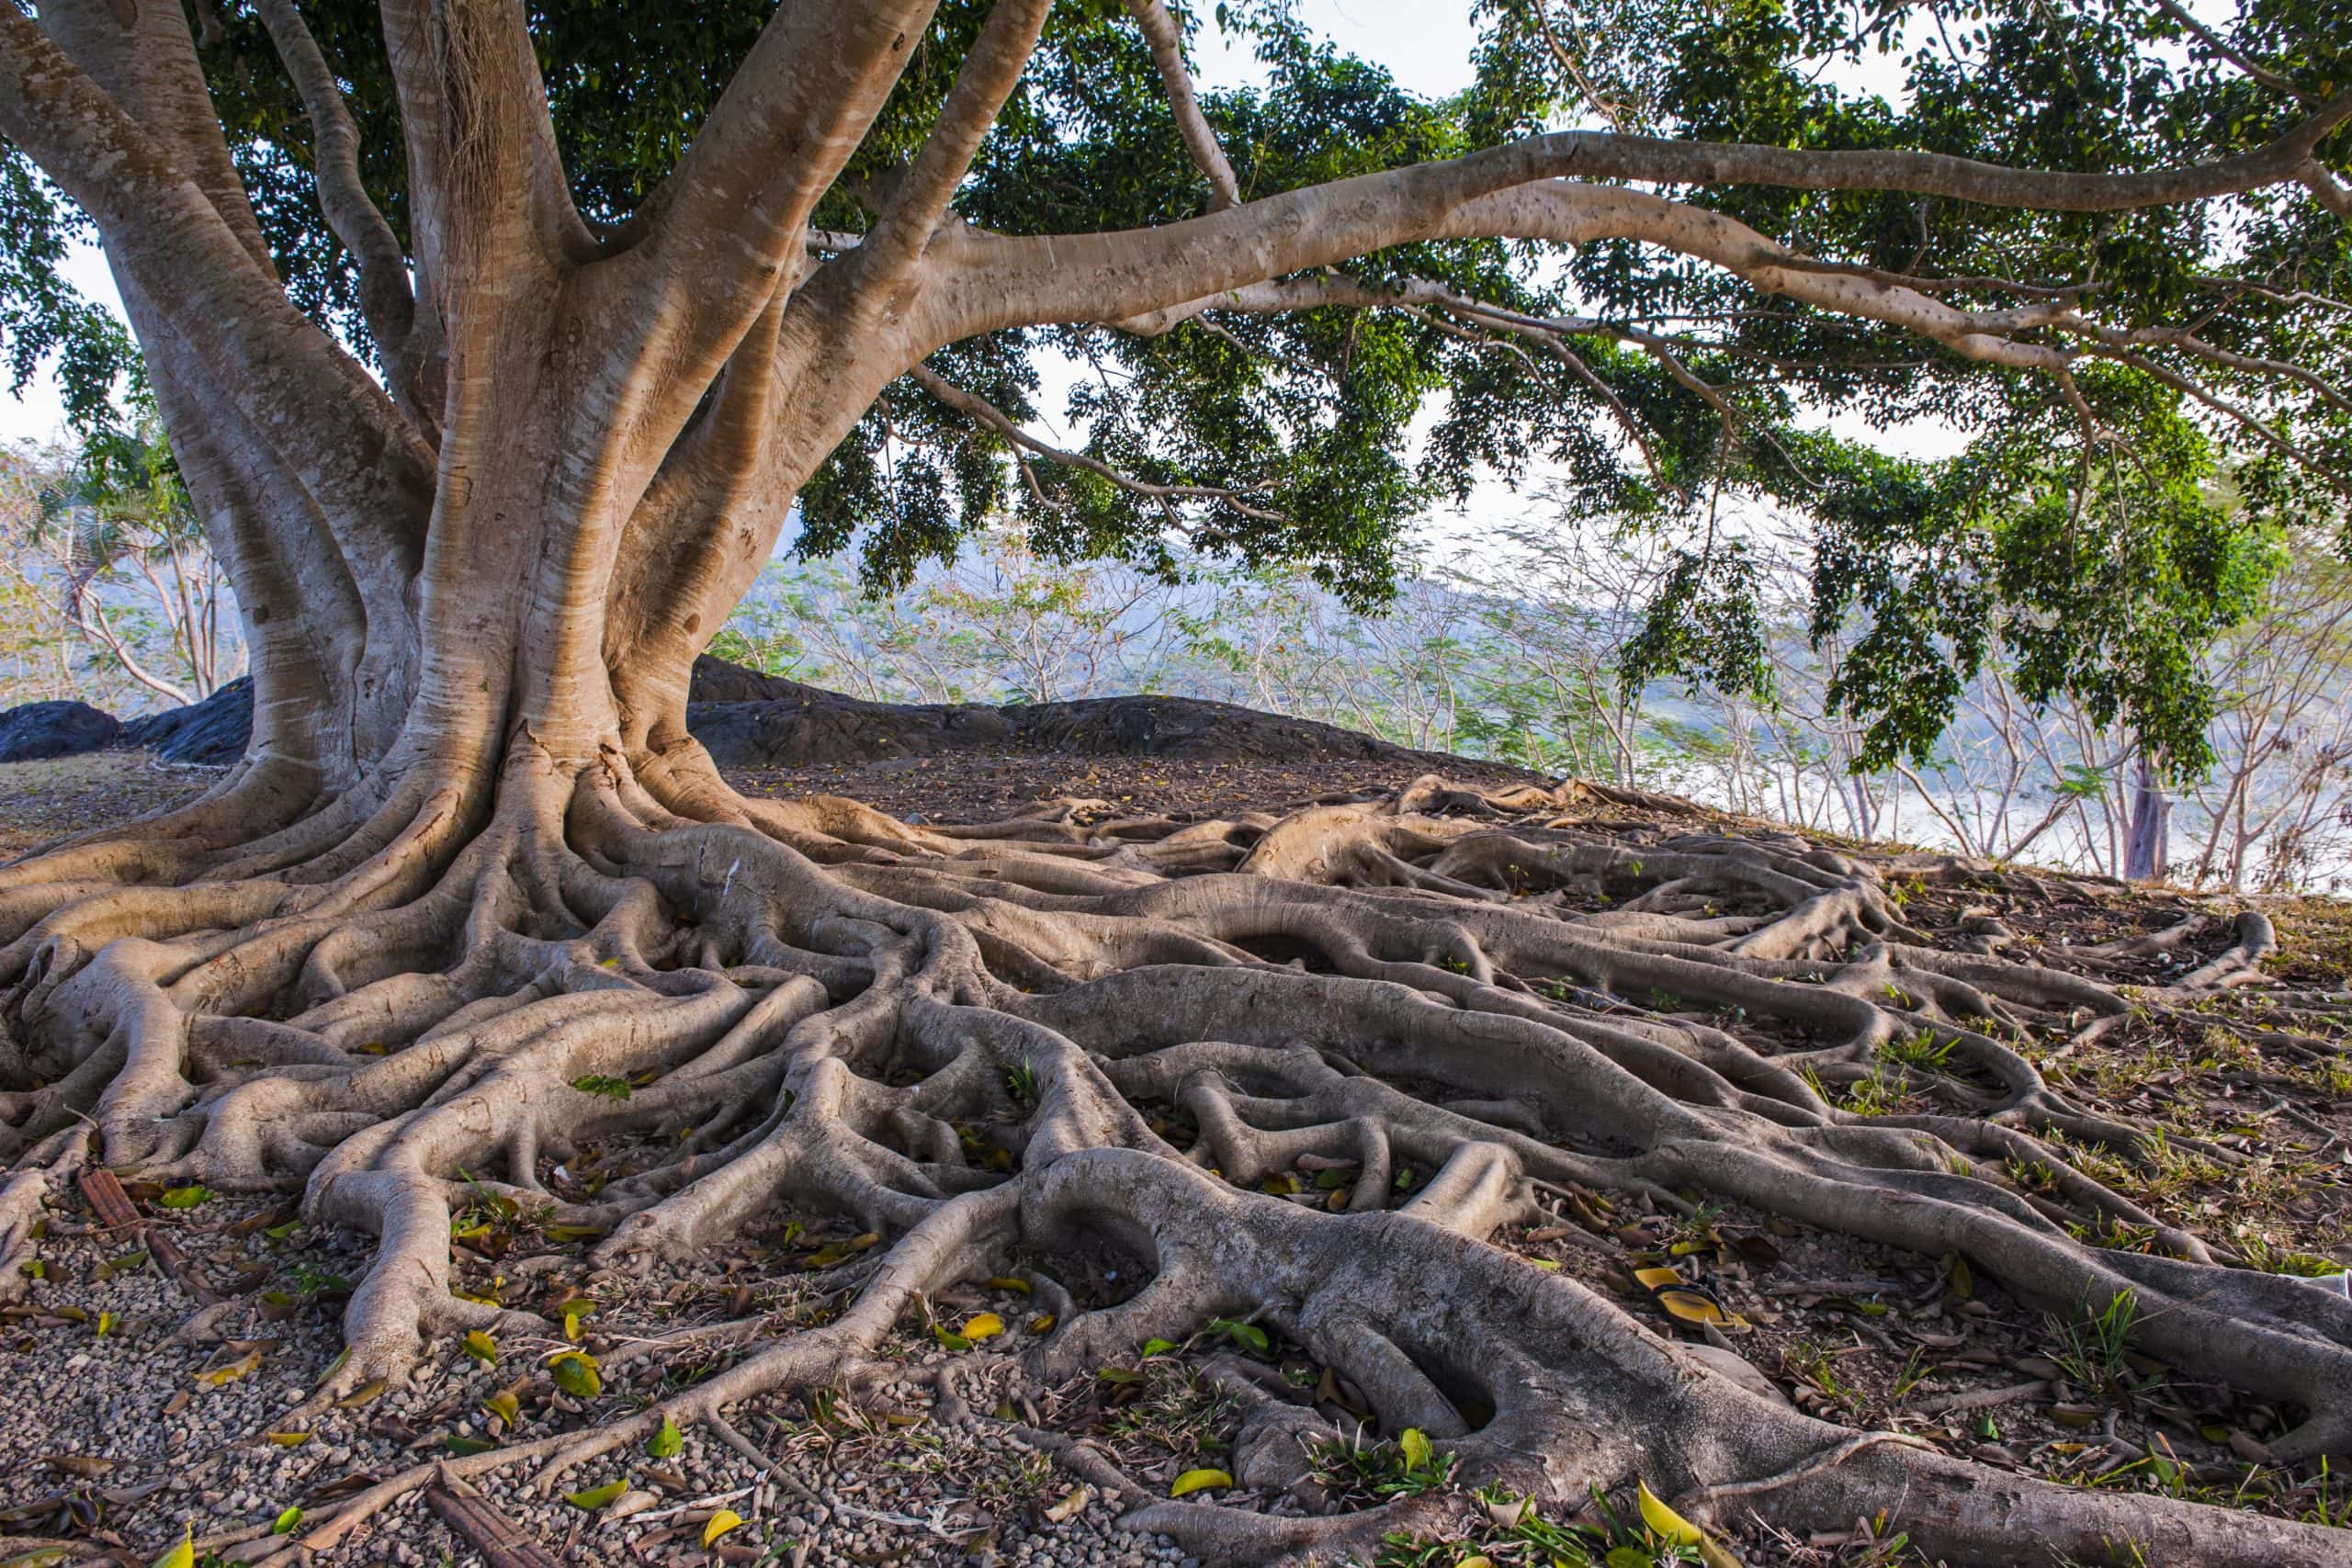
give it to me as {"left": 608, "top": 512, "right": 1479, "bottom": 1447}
{"left": 5, "top": 763, "right": 2346, "bottom": 1565}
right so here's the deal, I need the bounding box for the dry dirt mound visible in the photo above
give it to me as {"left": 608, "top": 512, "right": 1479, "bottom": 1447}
{"left": 5, "top": 658, "right": 1464, "bottom": 773}
{"left": 683, "top": 656, "right": 1466, "bottom": 767}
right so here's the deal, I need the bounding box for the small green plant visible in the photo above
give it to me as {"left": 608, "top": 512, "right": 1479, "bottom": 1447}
{"left": 285, "top": 1260, "right": 354, "bottom": 1295}
{"left": 1891, "top": 1347, "right": 1929, "bottom": 1401}
{"left": 1883, "top": 1028, "right": 1957, "bottom": 1071}
{"left": 1004, "top": 1060, "right": 1040, "bottom": 1107}
{"left": 2004, "top": 1155, "right": 2060, "bottom": 1193}
{"left": 2067, "top": 1214, "right": 2162, "bottom": 1254}
{"left": 2235, "top": 1234, "right": 2341, "bottom": 1277}
{"left": 2302, "top": 1457, "right": 2352, "bottom": 1528}
{"left": 1205, "top": 1316, "right": 1272, "bottom": 1352}
{"left": 1842, "top": 1063, "right": 1907, "bottom": 1116}
{"left": 571, "top": 1074, "right": 632, "bottom": 1101}
{"left": 1100, "top": 1363, "right": 1238, "bottom": 1459}
{"left": 1780, "top": 1337, "right": 1860, "bottom": 1411}
{"left": 2050, "top": 1288, "right": 2151, "bottom": 1393}
{"left": 1309, "top": 1427, "right": 1456, "bottom": 1505}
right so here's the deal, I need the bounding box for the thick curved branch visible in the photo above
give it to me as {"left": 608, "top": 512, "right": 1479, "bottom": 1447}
{"left": 616, "top": 1, "right": 936, "bottom": 338}
{"left": 374, "top": 0, "right": 589, "bottom": 290}
{"left": 1091, "top": 185, "right": 2080, "bottom": 373}
{"left": 1124, "top": 0, "right": 1241, "bottom": 209}
{"left": 581, "top": 0, "right": 947, "bottom": 480}
{"left": 931, "top": 91, "right": 2352, "bottom": 342}
{"left": 0, "top": 5, "right": 434, "bottom": 570}
{"left": 605, "top": 281, "right": 798, "bottom": 743}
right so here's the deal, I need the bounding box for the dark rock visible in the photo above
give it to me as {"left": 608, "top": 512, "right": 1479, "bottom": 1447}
{"left": 0, "top": 699, "right": 120, "bottom": 761}
{"left": 119, "top": 676, "right": 253, "bottom": 765}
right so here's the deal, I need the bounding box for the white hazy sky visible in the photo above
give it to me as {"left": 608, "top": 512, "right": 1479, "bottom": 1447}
{"left": 0, "top": 0, "right": 1962, "bottom": 508}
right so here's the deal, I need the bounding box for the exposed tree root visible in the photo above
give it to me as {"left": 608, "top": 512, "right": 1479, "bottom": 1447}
{"left": 5, "top": 754, "right": 2351, "bottom": 1565}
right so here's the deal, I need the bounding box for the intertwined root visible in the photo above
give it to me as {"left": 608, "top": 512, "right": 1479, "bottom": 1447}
{"left": 2, "top": 754, "right": 2349, "bottom": 1564}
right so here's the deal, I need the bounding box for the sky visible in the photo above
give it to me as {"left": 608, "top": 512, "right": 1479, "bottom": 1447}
{"left": 0, "top": 0, "right": 1965, "bottom": 524}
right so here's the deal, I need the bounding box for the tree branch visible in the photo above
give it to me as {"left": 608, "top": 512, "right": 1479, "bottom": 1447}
{"left": 374, "top": 0, "right": 590, "bottom": 288}
{"left": 933, "top": 89, "right": 2352, "bottom": 343}
{"left": 625, "top": 0, "right": 937, "bottom": 298}
{"left": 251, "top": 0, "right": 430, "bottom": 433}
{"left": 2300, "top": 160, "right": 2352, "bottom": 219}
{"left": 1123, "top": 0, "right": 1241, "bottom": 209}
{"left": 857, "top": 0, "right": 1055, "bottom": 286}
{"left": 1529, "top": 0, "right": 1625, "bottom": 130}
{"left": 907, "top": 361, "right": 1284, "bottom": 520}
{"left": 591, "top": 0, "right": 944, "bottom": 461}
{"left": 0, "top": 6, "right": 435, "bottom": 568}
{"left": 69, "top": 594, "right": 192, "bottom": 707}
{"left": 2094, "top": 348, "right": 2352, "bottom": 494}
{"left": 2143, "top": 0, "right": 2313, "bottom": 104}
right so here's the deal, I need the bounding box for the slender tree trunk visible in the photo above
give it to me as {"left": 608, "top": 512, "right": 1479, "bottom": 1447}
{"left": 2126, "top": 747, "right": 2173, "bottom": 883}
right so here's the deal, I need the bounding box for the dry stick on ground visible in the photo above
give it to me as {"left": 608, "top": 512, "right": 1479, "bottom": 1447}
{"left": 11, "top": 773, "right": 2352, "bottom": 1567}
{"left": 424, "top": 1466, "right": 564, "bottom": 1568}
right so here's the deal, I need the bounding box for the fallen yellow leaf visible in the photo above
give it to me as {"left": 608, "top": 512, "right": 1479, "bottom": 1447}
{"left": 194, "top": 1349, "right": 261, "bottom": 1388}
{"left": 149, "top": 1525, "right": 195, "bottom": 1568}
{"left": 1637, "top": 1479, "right": 1704, "bottom": 1546}
{"left": 1169, "top": 1468, "right": 1231, "bottom": 1497}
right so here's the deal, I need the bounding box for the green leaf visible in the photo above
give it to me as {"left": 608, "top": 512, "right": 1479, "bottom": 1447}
{"left": 564, "top": 1478, "right": 628, "bottom": 1510}
{"left": 156, "top": 1185, "right": 213, "bottom": 1210}
{"left": 1210, "top": 1317, "right": 1269, "bottom": 1351}
{"left": 272, "top": 1506, "right": 303, "bottom": 1535}
{"left": 646, "top": 1414, "right": 683, "bottom": 1459}
{"left": 548, "top": 1350, "right": 603, "bottom": 1399}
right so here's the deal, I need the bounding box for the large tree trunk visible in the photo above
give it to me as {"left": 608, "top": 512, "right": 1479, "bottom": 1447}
{"left": 1, "top": 5, "right": 2350, "bottom": 1564}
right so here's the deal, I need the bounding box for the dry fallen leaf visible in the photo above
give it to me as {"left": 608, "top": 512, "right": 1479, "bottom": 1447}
{"left": 1637, "top": 1479, "right": 1705, "bottom": 1546}
{"left": 194, "top": 1348, "right": 262, "bottom": 1388}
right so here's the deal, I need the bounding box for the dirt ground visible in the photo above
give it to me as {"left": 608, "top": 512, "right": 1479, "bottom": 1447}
{"left": 2, "top": 748, "right": 2349, "bottom": 1568}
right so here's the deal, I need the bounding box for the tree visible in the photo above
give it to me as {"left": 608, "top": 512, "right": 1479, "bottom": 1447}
{"left": 0, "top": 1, "right": 2347, "bottom": 1561}
{"left": 12, "top": 413, "right": 241, "bottom": 705}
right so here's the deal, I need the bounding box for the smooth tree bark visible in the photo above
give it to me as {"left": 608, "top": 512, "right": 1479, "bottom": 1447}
{"left": 0, "top": 2, "right": 2347, "bottom": 1562}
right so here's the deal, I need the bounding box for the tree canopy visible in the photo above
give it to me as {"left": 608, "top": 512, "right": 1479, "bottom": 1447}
{"left": 6, "top": 9, "right": 2352, "bottom": 1562}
